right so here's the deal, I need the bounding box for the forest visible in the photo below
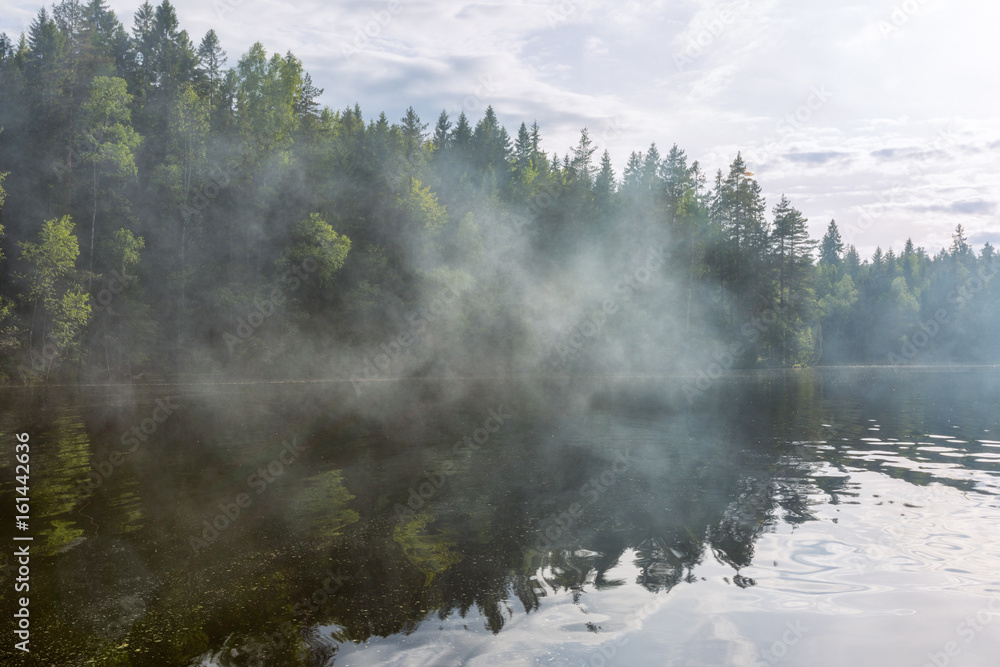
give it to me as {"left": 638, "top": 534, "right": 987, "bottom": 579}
{"left": 1, "top": 0, "right": 998, "bottom": 385}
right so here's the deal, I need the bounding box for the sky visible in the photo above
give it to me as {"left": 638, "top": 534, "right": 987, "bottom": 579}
{"left": 2, "top": 0, "right": 998, "bottom": 258}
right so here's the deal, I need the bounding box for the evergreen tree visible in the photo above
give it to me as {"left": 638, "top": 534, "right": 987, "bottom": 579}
{"left": 432, "top": 110, "right": 451, "bottom": 151}
{"left": 950, "top": 223, "right": 972, "bottom": 260}
{"left": 569, "top": 128, "right": 596, "bottom": 187}
{"left": 622, "top": 151, "right": 642, "bottom": 191}
{"left": 769, "top": 195, "right": 816, "bottom": 364}
{"left": 819, "top": 219, "right": 843, "bottom": 266}
{"left": 662, "top": 143, "right": 689, "bottom": 222}
{"left": 593, "top": 149, "right": 615, "bottom": 215}
{"left": 514, "top": 122, "right": 532, "bottom": 170}
{"left": 196, "top": 29, "right": 226, "bottom": 107}
{"left": 529, "top": 121, "right": 542, "bottom": 164}
{"left": 711, "top": 153, "right": 769, "bottom": 332}
{"left": 450, "top": 111, "right": 472, "bottom": 156}
{"left": 1, "top": 2, "right": 998, "bottom": 379}
{"left": 471, "top": 106, "right": 511, "bottom": 177}
{"left": 640, "top": 142, "right": 661, "bottom": 190}
{"left": 399, "top": 106, "right": 427, "bottom": 159}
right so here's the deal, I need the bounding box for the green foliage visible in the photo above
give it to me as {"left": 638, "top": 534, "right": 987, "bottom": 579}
{"left": 397, "top": 179, "right": 448, "bottom": 234}
{"left": 81, "top": 75, "right": 141, "bottom": 176}
{"left": 281, "top": 213, "right": 351, "bottom": 285}
{"left": 105, "top": 227, "right": 144, "bottom": 273}
{"left": 0, "top": 170, "right": 16, "bottom": 358}
{"left": 18, "top": 216, "right": 91, "bottom": 373}
{"left": 392, "top": 513, "right": 463, "bottom": 586}
{"left": 820, "top": 220, "right": 843, "bottom": 267}
{"left": 1, "top": 3, "right": 999, "bottom": 380}
{"left": 291, "top": 469, "right": 360, "bottom": 544}
{"left": 236, "top": 42, "right": 301, "bottom": 166}
{"left": 19, "top": 216, "right": 83, "bottom": 303}
{"left": 817, "top": 271, "right": 858, "bottom": 320}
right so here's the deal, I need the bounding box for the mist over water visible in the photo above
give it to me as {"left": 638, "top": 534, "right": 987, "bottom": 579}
{"left": 1, "top": 3, "right": 1000, "bottom": 666}
{"left": 0, "top": 368, "right": 999, "bottom": 665}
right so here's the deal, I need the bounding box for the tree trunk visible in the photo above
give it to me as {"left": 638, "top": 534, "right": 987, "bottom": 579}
{"left": 89, "top": 161, "right": 97, "bottom": 290}
{"left": 104, "top": 321, "right": 112, "bottom": 382}
{"left": 685, "top": 228, "right": 693, "bottom": 338}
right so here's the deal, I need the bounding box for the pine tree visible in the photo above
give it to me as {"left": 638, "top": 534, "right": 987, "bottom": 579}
{"left": 514, "top": 122, "right": 532, "bottom": 170}
{"left": 640, "top": 142, "right": 661, "bottom": 190}
{"left": 593, "top": 149, "right": 615, "bottom": 212}
{"left": 399, "top": 106, "right": 427, "bottom": 159}
{"left": 294, "top": 72, "right": 323, "bottom": 129}
{"left": 84, "top": 0, "right": 120, "bottom": 43}
{"left": 711, "top": 153, "right": 769, "bottom": 332}
{"left": 529, "top": 121, "right": 542, "bottom": 163}
{"left": 950, "top": 223, "right": 971, "bottom": 259}
{"left": 819, "top": 219, "right": 843, "bottom": 266}
{"left": 196, "top": 29, "right": 226, "bottom": 107}
{"left": 769, "top": 195, "right": 815, "bottom": 364}
{"left": 772, "top": 196, "right": 807, "bottom": 302}
{"left": 622, "top": 151, "right": 643, "bottom": 190}
{"left": 662, "top": 143, "right": 689, "bottom": 221}
{"left": 432, "top": 110, "right": 451, "bottom": 151}
{"left": 450, "top": 111, "right": 472, "bottom": 155}
{"left": 52, "top": 0, "right": 86, "bottom": 58}
{"left": 569, "top": 128, "right": 596, "bottom": 187}
{"left": 844, "top": 245, "right": 861, "bottom": 275}
{"left": 471, "top": 105, "right": 510, "bottom": 174}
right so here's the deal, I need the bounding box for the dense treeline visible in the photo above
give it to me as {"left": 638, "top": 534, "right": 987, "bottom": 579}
{"left": 1, "top": 0, "right": 998, "bottom": 383}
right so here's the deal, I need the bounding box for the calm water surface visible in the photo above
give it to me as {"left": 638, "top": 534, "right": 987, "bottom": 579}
{"left": 2, "top": 367, "right": 999, "bottom": 666}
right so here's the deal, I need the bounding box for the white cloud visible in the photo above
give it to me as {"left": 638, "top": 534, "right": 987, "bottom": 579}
{"left": 1, "top": 0, "right": 995, "bottom": 256}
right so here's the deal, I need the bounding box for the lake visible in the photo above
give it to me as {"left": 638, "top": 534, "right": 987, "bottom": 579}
{"left": 2, "top": 367, "right": 1000, "bottom": 666}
